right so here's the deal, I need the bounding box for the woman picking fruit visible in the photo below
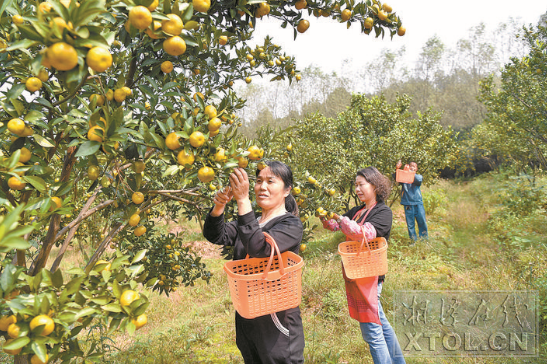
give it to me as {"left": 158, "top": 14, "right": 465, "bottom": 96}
{"left": 203, "top": 161, "right": 305, "bottom": 363}
{"left": 321, "top": 167, "right": 406, "bottom": 364}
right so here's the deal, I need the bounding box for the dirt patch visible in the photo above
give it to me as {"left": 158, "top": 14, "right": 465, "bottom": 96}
{"left": 182, "top": 240, "right": 222, "bottom": 259}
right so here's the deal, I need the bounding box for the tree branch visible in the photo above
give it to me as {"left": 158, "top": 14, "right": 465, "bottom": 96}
{"left": 51, "top": 71, "right": 92, "bottom": 107}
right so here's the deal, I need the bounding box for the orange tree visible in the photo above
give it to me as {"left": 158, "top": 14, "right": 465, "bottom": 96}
{"left": 0, "top": 0, "right": 403, "bottom": 362}
{"left": 477, "top": 23, "right": 547, "bottom": 172}
{"left": 257, "top": 94, "right": 458, "bottom": 229}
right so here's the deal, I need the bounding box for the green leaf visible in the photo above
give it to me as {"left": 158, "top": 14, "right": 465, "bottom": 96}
{"left": 6, "top": 84, "right": 26, "bottom": 102}
{"left": 75, "top": 306, "right": 98, "bottom": 319}
{"left": 33, "top": 134, "right": 55, "bottom": 148}
{"left": 6, "top": 38, "right": 40, "bottom": 51}
{"left": 162, "top": 165, "right": 179, "bottom": 177}
{"left": 76, "top": 141, "right": 101, "bottom": 157}
{"left": 64, "top": 276, "right": 86, "bottom": 295}
{"left": 31, "top": 341, "right": 48, "bottom": 363}
{"left": 51, "top": 269, "right": 64, "bottom": 288}
{"left": 102, "top": 303, "right": 122, "bottom": 312}
{"left": 25, "top": 110, "right": 45, "bottom": 122}
{"left": 23, "top": 176, "right": 47, "bottom": 192}
{"left": 3, "top": 336, "right": 29, "bottom": 350}
{"left": 0, "top": 0, "right": 14, "bottom": 17}
{"left": 131, "top": 249, "right": 148, "bottom": 264}
{"left": 0, "top": 237, "right": 31, "bottom": 252}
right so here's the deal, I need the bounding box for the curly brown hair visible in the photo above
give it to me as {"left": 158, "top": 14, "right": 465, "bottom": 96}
{"left": 356, "top": 167, "right": 391, "bottom": 202}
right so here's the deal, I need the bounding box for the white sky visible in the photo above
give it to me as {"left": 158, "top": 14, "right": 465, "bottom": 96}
{"left": 250, "top": 0, "right": 547, "bottom": 75}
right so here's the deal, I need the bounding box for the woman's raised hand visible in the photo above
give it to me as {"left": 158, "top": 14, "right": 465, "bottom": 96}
{"left": 210, "top": 186, "right": 233, "bottom": 217}
{"left": 229, "top": 168, "right": 253, "bottom": 216}
{"left": 229, "top": 168, "right": 250, "bottom": 202}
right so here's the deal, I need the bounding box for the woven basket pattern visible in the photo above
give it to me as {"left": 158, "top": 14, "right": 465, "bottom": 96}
{"left": 338, "top": 237, "right": 388, "bottom": 279}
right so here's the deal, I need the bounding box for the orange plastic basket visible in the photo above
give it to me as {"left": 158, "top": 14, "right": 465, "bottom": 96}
{"left": 223, "top": 232, "right": 305, "bottom": 319}
{"left": 396, "top": 169, "right": 416, "bottom": 184}
{"left": 338, "top": 235, "right": 388, "bottom": 280}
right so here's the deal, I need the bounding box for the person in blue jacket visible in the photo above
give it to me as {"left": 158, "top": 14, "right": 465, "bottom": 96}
{"left": 396, "top": 160, "right": 428, "bottom": 241}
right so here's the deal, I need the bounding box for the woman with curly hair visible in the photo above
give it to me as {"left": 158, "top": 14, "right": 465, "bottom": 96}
{"left": 321, "top": 166, "right": 405, "bottom": 364}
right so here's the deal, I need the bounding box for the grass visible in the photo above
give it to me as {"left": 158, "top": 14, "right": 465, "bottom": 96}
{"left": 4, "top": 171, "right": 546, "bottom": 363}
{"left": 98, "top": 172, "right": 547, "bottom": 363}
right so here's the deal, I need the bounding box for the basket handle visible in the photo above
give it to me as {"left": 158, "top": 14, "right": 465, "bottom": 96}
{"left": 356, "top": 225, "right": 372, "bottom": 257}
{"left": 261, "top": 232, "right": 285, "bottom": 280}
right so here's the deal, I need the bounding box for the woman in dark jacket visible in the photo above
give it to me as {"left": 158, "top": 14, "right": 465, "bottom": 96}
{"left": 203, "top": 161, "right": 305, "bottom": 364}
{"left": 321, "top": 167, "right": 405, "bottom": 364}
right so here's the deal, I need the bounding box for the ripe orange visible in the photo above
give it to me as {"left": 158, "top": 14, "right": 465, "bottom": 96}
{"left": 255, "top": 3, "right": 270, "bottom": 18}
{"left": 21, "top": 126, "right": 33, "bottom": 137}
{"left": 295, "top": 0, "right": 307, "bottom": 10}
{"left": 87, "top": 125, "right": 104, "bottom": 143}
{"left": 18, "top": 147, "right": 31, "bottom": 163}
{"left": 30, "top": 315, "right": 55, "bottom": 336}
{"left": 134, "top": 226, "right": 146, "bottom": 237}
{"left": 132, "top": 191, "right": 144, "bottom": 204}
{"left": 245, "top": 76, "right": 252, "bottom": 84}
{"left": 162, "top": 14, "right": 184, "bottom": 36}
{"left": 382, "top": 3, "right": 393, "bottom": 13}
{"left": 88, "top": 165, "right": 100, "bottom": 180}
{"left": 12, "top": 15, "right": 24, "bottom": 25}
{"left": 90, "top": 94, "right": 105, "bottom": 106}
{"left": 120, "top": 290, "right": 140, "bottom": 306}
{"left": 297, "top": 19, "right": 310, "bottom": 33}
{"left": 193, "top": 92, "right": 204, "bottom": 102}
{"left": 214, "top": 148, "right": 226, "bottom": 162}
{"left": 50, "top": 196, "right": 62, "bottom": 211}
{"left": 189, "top": 131, "right": 205, "bottom": 148}
{"left": 46, "top": 42, "right": 78, "bottom": 71}
{"left": 308, "top": 176, "right": 317, "bottom": 184}
{"left": 397, "top": 26, "right": 406, "bottom": 36}
{"left": 193, "top": 0, "right": 211, "bottom": 13}
{"left": 30, "top": 354, "right": 48, "bottom": 364}
{"left": 3, "top": 339, "right": 22, "bottom": 355}
{"left": 129, "top": 6, "right": 152, "bottom": 30}
{"left": 163, "top": 36, "right": 186, "bottom": 56}
{"left": 328, "top": 188, "right": 336, "bottom": 196}
{"left": 8, "top": 177, "right": 26, "bottom": 191}
{"left": 204, "top": 105, "right": 217, "bottom": 119}
{"left": 208, "top": 117, "right": 222, "bottom": 131}
{"left": 377, "top": 10, "right": 387, "bottom": 21}
{"left": 95, "top": 259, "right": 111, "bottom": 271}
{"left": 132, "top": 314, "right": 147, "bottom": 330}
{"left": 292, "top": 186, "right": 301, "bottom": 195}
{"left": 247, "top": 145, "right": 263, "bottom": 161}
{"left": 219, "top": 35, "right": 228, "bottom": 45}
{"left": 0, "top": 315, "right": 16, "bottom": 331}
{"left": 39, "top": 2, "right": 53, "bottom": 13}
{"left": 106, "top": 89, "right": 114, "bottom": 101}
{"left": 299, "top": 244, "right": 306, "bottom": 252}
{"left": 165, "top": 132, "right": 181, "bottom": 150}
{"left": 50, "top": 17, "right": 68, "bottom": 32}
{"left": 177, "top": 150, "right": 195, "bottom": 165}
{"left": 341, "top": 9, "right": 352, "bottom": 21}
{"left": 86, "top": 47, "right": 113, "bottom": 73}
{"left": 114, "top": 88, "right": 126, "bottom": 102}
{"left": 7, "top": 118, "right": 25, "bottom": 135}
{"left": 122, "top": 86, "right": 132, "bottom": 96}
{"left": 147, "top": 0, "right": 159, "bottom": 11}
{"left": 161, "top": 61, "right": 174, "bottom": 73}
{"left": 237, "top": 157, "right": 249, "bottom": 168}
{"left": 26, "top": 77, "right": 42, "bottom": 92}
{"left": 364, "top": 17, "right": 374, "bottom": 29}
{"left": 128, "top": 214, "right": 141, "bottom": 226}
{"left": 198, "top": 166, "right": 215, "bottom": 183}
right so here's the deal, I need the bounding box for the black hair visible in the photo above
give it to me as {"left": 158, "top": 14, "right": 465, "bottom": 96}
{"left": 356, "top": 166, "right": 391, "bottom": 202}
{"left": 256, "top": 160, "right": 299, "bottom": 216}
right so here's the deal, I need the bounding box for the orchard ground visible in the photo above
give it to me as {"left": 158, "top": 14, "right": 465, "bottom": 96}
{"left": 2, "top": 172, "right": 539, "bottom": 364}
